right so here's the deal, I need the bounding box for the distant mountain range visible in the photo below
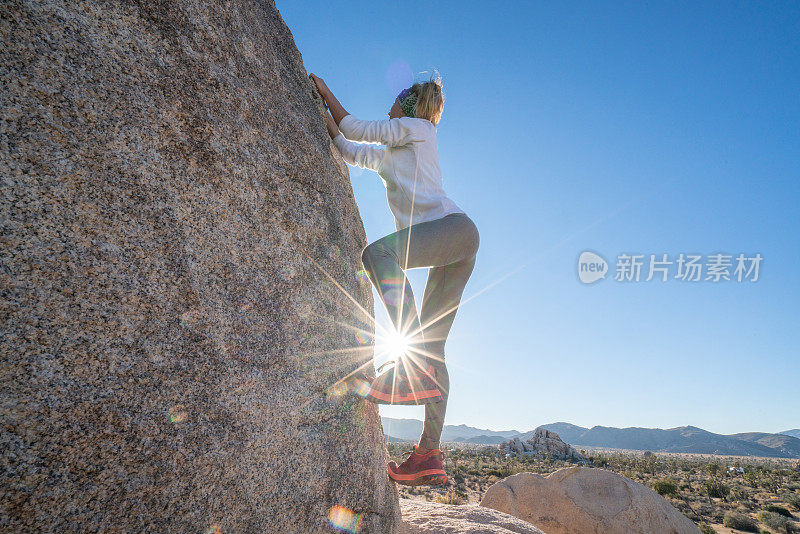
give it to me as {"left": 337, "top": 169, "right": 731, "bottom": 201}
{"left": 381, "top": 417, "right": 521, "bottom": 444}
{"left": 381, "top": 418, "right": 800, "bottom": 458}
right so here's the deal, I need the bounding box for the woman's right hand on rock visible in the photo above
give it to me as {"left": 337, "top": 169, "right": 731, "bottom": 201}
{"left": 308, "top": 73, "right": 349, "bottom": 127}
{"left": 309, "top": 73, "right": 329, "bottom": 98}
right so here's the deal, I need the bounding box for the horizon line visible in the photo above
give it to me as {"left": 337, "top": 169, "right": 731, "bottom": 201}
{"left": 379, "top": 416, "right": 800, "bottom": 436}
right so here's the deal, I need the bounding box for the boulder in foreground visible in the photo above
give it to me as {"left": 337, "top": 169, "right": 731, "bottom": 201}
{"left": 480, "top": 467, "right": 700, "bottom": 534}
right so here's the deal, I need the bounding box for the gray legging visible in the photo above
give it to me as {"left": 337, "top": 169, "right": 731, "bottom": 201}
{"left": 361, "top": 212, "right": 480, "bottom": 450}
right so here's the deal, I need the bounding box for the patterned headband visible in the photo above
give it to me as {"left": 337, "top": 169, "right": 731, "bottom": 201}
{"left": 396, "top": 87, "right": 417, "bottom": 118}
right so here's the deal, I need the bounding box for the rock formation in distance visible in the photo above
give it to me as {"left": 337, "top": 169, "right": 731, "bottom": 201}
{"left": 500, "top": 428, "right": 585, "bottom": 461}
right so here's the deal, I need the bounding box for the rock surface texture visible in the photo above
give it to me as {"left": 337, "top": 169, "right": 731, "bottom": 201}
{"left": 1, "top": 0, "right": 399, "bottom": 532}
{"left": 400, "top": 500, "right": 546, "bottom": 534}
{"left": 500, "top": 428, "right": 585, "bottom": 461}
{"left": 480, "top": 467, "right": 700, "bottom": 534}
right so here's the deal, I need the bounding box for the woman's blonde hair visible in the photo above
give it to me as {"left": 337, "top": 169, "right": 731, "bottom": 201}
{"left": 410, "top": 76, "right": 444, "bottom": 125}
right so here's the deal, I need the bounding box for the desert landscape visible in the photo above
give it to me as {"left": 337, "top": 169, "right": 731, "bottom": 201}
{"left": 390, "top": 439, "right": 800, "bottom": 533}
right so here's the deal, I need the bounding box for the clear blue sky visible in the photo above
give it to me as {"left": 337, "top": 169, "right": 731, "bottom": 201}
{"left": 278, "top": 1, "right": 800, "bottom": 435}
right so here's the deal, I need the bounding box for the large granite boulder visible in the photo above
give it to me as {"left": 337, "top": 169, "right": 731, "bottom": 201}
{"left": 400, "top": 500, "right": 546, "bottom": 534}
{"left": 1, "top": 0, "right": 399, "bottom": 532}
{"left": 481, "top": 467, "right": 700, "bottom": 534}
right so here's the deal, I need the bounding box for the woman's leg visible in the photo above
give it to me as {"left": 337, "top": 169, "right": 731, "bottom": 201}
{"left": 361, "top": 213, "right": 479, "bottom": 446}
{"left": 360, "top": 214, "right": 480, "bottom": 362}
{"left": 418, "top": 254, "right": 477, "bottom": 450}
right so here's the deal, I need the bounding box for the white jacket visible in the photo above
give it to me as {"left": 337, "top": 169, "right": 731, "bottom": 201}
{"left": 333, "top": 114, "right": 465, "bottom": 231}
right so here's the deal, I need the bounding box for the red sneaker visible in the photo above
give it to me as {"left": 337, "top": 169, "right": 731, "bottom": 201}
{"left": 365, "top": 358, "right": 442, "bottom": 405}
{"left": 388, "top": 445, "right": 448, "bottom": 486}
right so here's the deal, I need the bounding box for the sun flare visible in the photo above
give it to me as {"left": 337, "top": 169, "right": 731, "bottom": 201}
{"left": 381, "top": 329, "right": 412, "bottom": 360}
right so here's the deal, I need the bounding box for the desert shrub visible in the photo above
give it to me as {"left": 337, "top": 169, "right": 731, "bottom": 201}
{"left": 704, "top": 479, "right": 731, "bottom": 499}
{"left": 732, "top": 486, "right": 753, "bottom": 502}
{"left": 487, "top": 466, "right": 513, "bottom": 478}
{"left": 434, "top": 490, "right": 466, "bottom": 505}
{"left": 653, "top": 478, "right": 679, "bottom": 497}
{"left": 787, "top": 493, "right": 800, "bottom": 511}
{"left": 765, "top": 504, "right": 794, "bottom": 517}
{"left": 738, "top": 501, "right": 756, "bottom": 512}
{"left": 698, "top": 522, "right": 715, "bottom": 534}
{"left": 756, "top": 510, "right": 795, "bottom": 533}
{"left": 723, "top": 511, "right": 758, "bottom": 532}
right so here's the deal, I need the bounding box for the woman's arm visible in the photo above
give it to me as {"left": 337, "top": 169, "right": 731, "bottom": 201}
{"left": 309, "top": 73, "right": 418, "bottom": 146}
{"left": 323, "top": 112, "right": 340, "bottom": 139}
{"left": 335, "top": 115, "right": 417, "bottom": 146}
{"left": 309, "top": 73, "right": 349, "bottom": 125}
{"left": 333, "top": 134, "right": 385, "bottom": 171}
{"left": 321, "top": 108, "right": 384, "bottom": 170}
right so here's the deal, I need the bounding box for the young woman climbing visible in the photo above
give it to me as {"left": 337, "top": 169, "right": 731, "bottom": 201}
{"left": 309, "top": 72, "right": 480, "bottom": 487}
